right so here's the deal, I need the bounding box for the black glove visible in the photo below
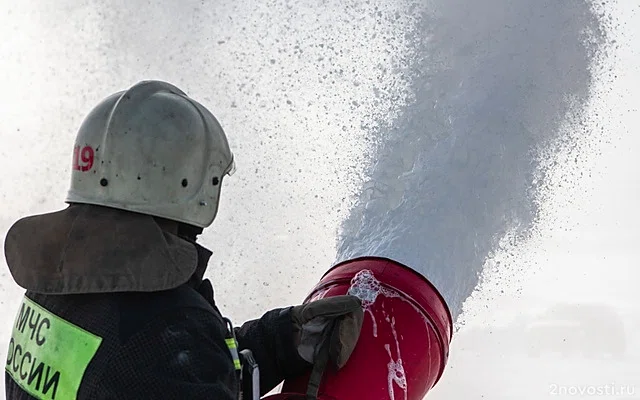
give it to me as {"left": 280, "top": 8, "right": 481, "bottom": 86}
{"left": 291, "top": 295, "right": 363, "bottom": 370}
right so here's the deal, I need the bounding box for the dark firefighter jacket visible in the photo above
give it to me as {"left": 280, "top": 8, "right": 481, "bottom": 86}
{"left": 3, "top": 204, "right": 311, "bottom": 400}
{"left": 5, "top": 280, "right": 310, "bottom": 400}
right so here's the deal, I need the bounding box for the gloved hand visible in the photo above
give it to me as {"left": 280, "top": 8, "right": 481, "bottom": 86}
{"left": 291, "top": 295, "right": 363, "bottom": 370}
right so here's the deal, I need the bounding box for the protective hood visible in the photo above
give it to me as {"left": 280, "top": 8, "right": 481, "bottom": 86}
{"left": 3, "top": 204, "right": 210, "bottom": 294}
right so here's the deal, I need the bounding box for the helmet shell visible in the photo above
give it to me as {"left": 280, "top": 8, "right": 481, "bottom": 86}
{"left": 66, "top": 80, "right": 235, "bottom": 228}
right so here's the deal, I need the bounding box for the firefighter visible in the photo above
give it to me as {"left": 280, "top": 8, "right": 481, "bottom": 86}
{"left": 3, "top": 80, "right": 363, "bottom": 400}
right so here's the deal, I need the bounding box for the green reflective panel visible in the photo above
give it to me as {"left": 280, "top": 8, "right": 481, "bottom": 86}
{"left": 6, "top": 296, "right": 103, "bottom": 400}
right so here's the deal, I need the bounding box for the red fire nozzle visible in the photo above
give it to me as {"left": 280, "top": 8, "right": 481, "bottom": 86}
{"left": 263, "top": 256, "right": 453, "bottom": 400}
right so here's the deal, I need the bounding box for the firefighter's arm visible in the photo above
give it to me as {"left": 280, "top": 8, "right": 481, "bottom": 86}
{"left": 234, "top": 295, "right": 363, "bottom": 396}
{"left": 235, "top": 307, "right": 311, "bottom": 395}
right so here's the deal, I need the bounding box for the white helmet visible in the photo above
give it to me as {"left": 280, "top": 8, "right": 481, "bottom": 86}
{"left": 66, "top": 80, "right": 235, "bottom": 228}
